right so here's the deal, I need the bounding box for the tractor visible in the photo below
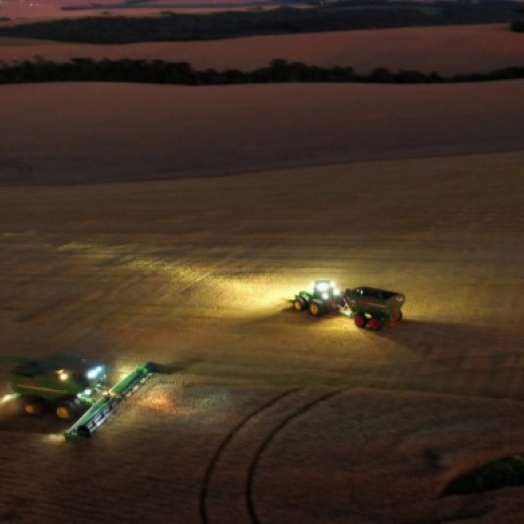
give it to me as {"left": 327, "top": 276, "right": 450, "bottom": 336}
{"left": 292, "top": 280, "right": 406, "bottom": 331}
{"left": 293, "top": 280, "right": 344, "bottom": 316}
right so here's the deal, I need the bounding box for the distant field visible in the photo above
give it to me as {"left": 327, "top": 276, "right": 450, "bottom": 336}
{"left": 0, "top": 1, "right": 520, "bottom": 43}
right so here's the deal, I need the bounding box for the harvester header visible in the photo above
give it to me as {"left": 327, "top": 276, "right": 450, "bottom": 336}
{"left": 64, "top": 362, "right": 157, "bottom": 441}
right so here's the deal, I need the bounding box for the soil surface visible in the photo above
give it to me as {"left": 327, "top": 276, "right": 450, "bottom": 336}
{"left": 1, "top": 24, "right": 524, "bottom": 524}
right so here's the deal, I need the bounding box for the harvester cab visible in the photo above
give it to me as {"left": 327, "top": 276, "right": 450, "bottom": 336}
{"left": 293, "top": 279, "right": 343, "bottom": 317}
{"left": 10, "top": 352, "right": 107, "bottom": 419}
{"left": 7, "top": 351, "right": 157, "bottom": 440}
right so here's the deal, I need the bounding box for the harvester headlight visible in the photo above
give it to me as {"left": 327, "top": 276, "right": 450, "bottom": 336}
{"left": 58, "top": 371, "right": 69, "bottom": 381}
{"left": 1, "top": 393, "right": 19, "bottom": 404}
{"left": 87, "top": 366, "right": 103, "bottom": 380}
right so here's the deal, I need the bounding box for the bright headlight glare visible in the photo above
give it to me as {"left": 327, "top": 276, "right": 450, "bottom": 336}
{"left": 316, "top": 282, "right": 330, "bottom": 292}
{"left": 87, "top": 366, "right": 103, "bottom": 380}
{"left": 1, "top": 394, "right": 18, "bottom": 404}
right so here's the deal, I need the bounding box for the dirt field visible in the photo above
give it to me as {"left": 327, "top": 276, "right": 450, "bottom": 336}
{"left": 1, "top": 26, "right": 524, "bottom": 524}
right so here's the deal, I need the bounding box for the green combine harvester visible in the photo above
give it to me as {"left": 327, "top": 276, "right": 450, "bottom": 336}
{"left": 6, "top": 352, "right": 156, "bottom": 440}
{"left": 293, "top": 280, "right": 406, "bottom": 331}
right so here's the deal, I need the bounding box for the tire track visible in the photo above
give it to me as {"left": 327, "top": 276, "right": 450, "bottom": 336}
{"left": 199, "top": 388, "right": 300, "bottom": 524}
{"left": 246, "top": 388, "right": 345, "bottom": 524}
{"left": 200, "top": 387, "right": 346, "bottom": 524}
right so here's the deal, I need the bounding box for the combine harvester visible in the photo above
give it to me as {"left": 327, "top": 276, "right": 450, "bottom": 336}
{"left": 4, "top": 352, "right": 157, "bottom": 441}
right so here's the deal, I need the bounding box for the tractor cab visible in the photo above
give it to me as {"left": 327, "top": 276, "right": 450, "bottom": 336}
{"left": 312, "top": 280, "right": 340, "bottom": 301}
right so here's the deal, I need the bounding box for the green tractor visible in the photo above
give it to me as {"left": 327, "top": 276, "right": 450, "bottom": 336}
{"left": 292, "top": 280, "right": 406, "bottom": 331}
{"left": 7, "top": 351, "right": 157, "bottom": 440}
{"left": 293, "top": 280, "right": 344, "bottom": 317}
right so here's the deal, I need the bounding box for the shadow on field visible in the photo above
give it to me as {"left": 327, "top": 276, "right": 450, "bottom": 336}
{"left": 377, "top": 319, "right": 524, "bottom": 399}
{"left": 279, "top": 299, "right": 345, "bottom": 322}
{"left": 378, "top": 318, "right": 524, "bottom": 356}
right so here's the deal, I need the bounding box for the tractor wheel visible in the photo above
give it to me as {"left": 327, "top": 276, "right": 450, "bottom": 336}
{"left": 23, "top": 398, "right": 45, "bottom": 416}
{"left": 308, "top": 299, "right": 324, "bottom": 317}
{"left": 353, "top": 314, "right": 367, "bottom": 328}
{"left": 367, "top": 318, "right": 383, "bottom": 331}
{"left": 293, "top": 297, "right": 306, "bottom": 311}
{"left": 55, "top": 399, "right": 80, "bottom": 420}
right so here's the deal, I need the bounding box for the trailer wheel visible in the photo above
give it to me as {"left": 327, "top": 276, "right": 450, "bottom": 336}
{"left": 367, "top": 318, "right": 383, "bottom": 331}
{"left": 293, "top": 297, "right": 306, "bottom": 311}
{"left": 23, "top": 398, "right": 45, "bottom": 416}
{"left": 309, "top": 299, "right": 324, "bottom": 317}
{"left": 390, "top": 309, "right": 403, "bottom": 323}
{"left": 354, "top": 314, "right": 367, "bottom": 328}
{"left": 56, "top": 399, "right": 80, "bottom": 420}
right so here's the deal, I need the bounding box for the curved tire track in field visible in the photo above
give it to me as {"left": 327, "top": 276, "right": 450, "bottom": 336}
{"left": 200, "top": 388, "right": 300, "bottom": 524}
{"left": 200, "top": 387, "right": 345, "bottom": 524}
{"left": 246, "top": 388, "right": 345, "bottom": 524}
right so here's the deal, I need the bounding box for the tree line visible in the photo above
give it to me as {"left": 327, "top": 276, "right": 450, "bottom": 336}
{"left": 512, "top": 6, "right": 524, "bottom": 31}
{"left": 0, "top": 2, "right": 521, "bottom": 44}
{"left": 1, "top": 58, "right": 524, "bottom": 86}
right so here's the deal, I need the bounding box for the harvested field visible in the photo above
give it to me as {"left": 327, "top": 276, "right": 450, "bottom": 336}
{"left": 1, "top": 81, "right": 524, "bottom": 185}
{"left": 1, "top": 22, "right": 524, "bottom": 524}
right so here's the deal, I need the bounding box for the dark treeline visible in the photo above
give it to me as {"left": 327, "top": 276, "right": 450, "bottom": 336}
{"left": 0, "top": 2, "right": 521, "bottom": 44}
{"left": 512, "top": 6, "right": 524, "bottom": 31}
{"left": 1, "top": 58, "right": 524, "bottom": 85}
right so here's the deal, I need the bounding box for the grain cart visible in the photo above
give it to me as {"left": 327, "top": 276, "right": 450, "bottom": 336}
{"left": 293, "top": 280, "right": 344, "bottom": 317}
{"left": 7, "top": 351, "right": 156, "bottom": 440}
{"left": 342, "top": 286, "right": 405, "bottom": 331}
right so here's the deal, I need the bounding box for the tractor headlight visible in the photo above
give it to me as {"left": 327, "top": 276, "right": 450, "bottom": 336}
{"left": 321, "top": 292, "right": 329, "bottom": 300}
{"left": 315, "top": 281, "right": 330, "bottom": 292}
